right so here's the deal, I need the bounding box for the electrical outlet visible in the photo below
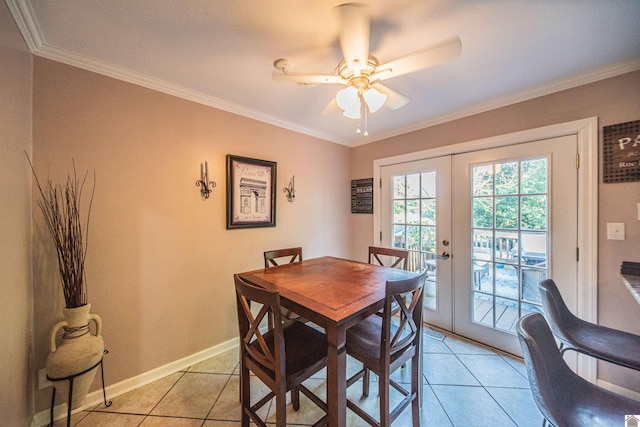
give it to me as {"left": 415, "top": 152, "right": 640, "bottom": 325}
{"left": 38, "top": 368, "right": 51, "bottom": 389}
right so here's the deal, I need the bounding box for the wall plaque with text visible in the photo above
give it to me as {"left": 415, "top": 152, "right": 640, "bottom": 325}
{"left": 603, "top": 120, "right": 640, "bottom": 183}
{"left": 351, "top": 178, "right": 373, "bottom": 214}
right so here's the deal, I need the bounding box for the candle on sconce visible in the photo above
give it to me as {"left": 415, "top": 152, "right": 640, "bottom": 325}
{"left": 284, "top": 174, "right": 296, "bottom": 202}
{"left": 196, "top": 160, "right": 216, "bottom": 200}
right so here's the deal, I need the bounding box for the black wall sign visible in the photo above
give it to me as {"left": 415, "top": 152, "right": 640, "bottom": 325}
{"left": 351, "top": 178, "right": 373, "bottom": 214}
{"left": 603, "top": 120, "right": 640, "bottom": 183}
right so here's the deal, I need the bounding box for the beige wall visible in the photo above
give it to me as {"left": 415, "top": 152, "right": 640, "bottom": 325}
{"left": 350, "top": 70, "right": 640, "bottom": 392}
{"left": 6, "top": 9, "right": 639, "bottom": 418}
{"left": 31, "top": 58, "right": 351, "bottom": 412}
{"left": 0, "top": 1, "right": 34, "bottom": 425}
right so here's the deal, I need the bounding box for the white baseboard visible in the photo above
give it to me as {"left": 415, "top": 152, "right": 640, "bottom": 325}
{"left": 597, "top": 379, "right": 640, "bottom": 401}
{"left": 31, "top": 338, "right": 239, "bottom": 427}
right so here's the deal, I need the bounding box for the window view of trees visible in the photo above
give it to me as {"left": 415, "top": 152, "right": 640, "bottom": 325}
{"left": 471, "top": 157, "right": 549, "bottom": 332}
{"left": 392, "top": 172, "right": 437, "bottom": 271}
{"left": 472, "top": 159, "right": 547, "bottom": 231}
{"left": 391, "top": 156, "right": 550, "bottom": 333}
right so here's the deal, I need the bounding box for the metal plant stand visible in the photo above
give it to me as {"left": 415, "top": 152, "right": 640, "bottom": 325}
{"left": 47, "top": 349, "right": 111, "bottom": 427}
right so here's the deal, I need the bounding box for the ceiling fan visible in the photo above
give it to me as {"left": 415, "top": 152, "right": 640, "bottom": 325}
{"left": 272, "top": 3, "right": 462, "bottom": 123}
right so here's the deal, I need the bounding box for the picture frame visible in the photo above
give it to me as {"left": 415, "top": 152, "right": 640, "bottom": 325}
{"left": 226, "top": 155, "right": 277, "bottom": 229}
{"left": 603, "top": 119, "right": 640, "bottom": 183}
{"left": 351, "top": 178, "right": 373, "bottom": 214}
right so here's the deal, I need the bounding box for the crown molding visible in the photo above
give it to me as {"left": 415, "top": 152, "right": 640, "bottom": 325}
{"left": 7, "top": 0, "right": 639, "bottom": 148}
{"left": 6, "top": 0, "right": 43, "bottom": 51}
{"left": 33, "top": 42, "right": 350, "bottom": 146}
{"left": 353, "top": 58, "right": 640, "bottom": 147}
{"left": 5, "top": 0, "right": 349, "bottom": 145}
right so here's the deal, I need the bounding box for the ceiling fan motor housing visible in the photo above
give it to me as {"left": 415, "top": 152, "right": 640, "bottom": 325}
{"left": 338, "top": 56, "right": 379, "bottom": 93}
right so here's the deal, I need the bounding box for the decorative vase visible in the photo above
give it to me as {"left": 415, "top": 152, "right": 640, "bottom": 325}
{"left": 45, "top": 303, "right": 104, "bottom": 409}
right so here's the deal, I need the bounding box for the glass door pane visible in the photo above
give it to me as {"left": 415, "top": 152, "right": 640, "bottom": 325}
{"left": 470, "top": 157, "right": 548, "bottom": 332}
{"left": 391, "top": 172, "right": 437, "bottom": 308}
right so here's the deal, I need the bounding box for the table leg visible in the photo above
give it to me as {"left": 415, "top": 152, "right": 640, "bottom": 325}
{"left": 326, "top": 324, "right": 347, "bottom": 427}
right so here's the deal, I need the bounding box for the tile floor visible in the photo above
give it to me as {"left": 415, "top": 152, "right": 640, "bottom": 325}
{"left": 54, "top": 328, "right": 544, "bottom": 426}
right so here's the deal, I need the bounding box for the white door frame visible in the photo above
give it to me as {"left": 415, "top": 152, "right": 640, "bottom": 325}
{"left": 373, "top": 117, "right": 598, "bottom": 381}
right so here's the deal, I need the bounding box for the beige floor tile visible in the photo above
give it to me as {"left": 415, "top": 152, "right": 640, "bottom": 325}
{"left": 208, "top": 374, "right": 270, "bottom": 422}
{"left": 52, "top": 409, "right": 91, "bottom": 427}
{"left": 265, "top": 378, "right": 327, "bottom": 426}
{"left": 188, "top": 349, "right": 239, "bottom": 374}
{"left": 444, "top": 334, "right": 496, "bottom": 355}
{"left": 139, "top": 415, "right": 206, "bottom": 426}
{"left": 95, "top": 372, "right": 183, "bottom": 415}
{"left": 345, "top": 374, "right": 421, "bottom": 426}
{"left": 202, "top": 421, "right": 242, "bottom": 426}
{"left": 73, "top": 411, "right": 146, "bottom": 426}
{"left": 150, "top": 372, "right": 230, "bottom": 419}
{"left": 47, "top": 330, "right": 539, "bottom": 427}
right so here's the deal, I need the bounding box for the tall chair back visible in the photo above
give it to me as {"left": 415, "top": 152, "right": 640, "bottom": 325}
{"left": 538, "top": 278, "right": 578, "bottom": 344}
{"left": 517, "top": 313, "right": 574, "bottom": 425}
{"left": 517, "top": 313, "right": 640, "bottom": 427}
{"left": 368, "top": 246, "right": 409, "bottom": 270}
{"left": 234, "top": 275, "right": 328, "bottom": 426}
{"left": 264, "top": 247, "right": 302, "bottom": 268}
{"left": 263, "top": 247, "right": 304, "bottom": 322}
{"left": 345, "top": 270, "right": 426, "bottom": 426}
{"left": 539, "top": 278, "right": 640, "bottom": 371}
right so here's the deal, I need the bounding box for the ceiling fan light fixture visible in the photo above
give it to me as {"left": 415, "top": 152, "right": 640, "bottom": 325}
{"left": 272, "top": 3, "right": 463, "bottom": 137}
{"left": 336, "top": 86, "right": 359, "bottom": 111}
{"left": 362, "top": 88, "right": 386, "bottom": 113}
{"left": 337, "top": 86, "right": 362, "bottom": 118}
{"left": 342, "top": 105, "right": 361, "bottom": 119}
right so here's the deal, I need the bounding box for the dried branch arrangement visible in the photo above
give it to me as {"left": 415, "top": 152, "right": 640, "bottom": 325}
{"left": 27, "top": 154, "right": 95, "bottom": 308}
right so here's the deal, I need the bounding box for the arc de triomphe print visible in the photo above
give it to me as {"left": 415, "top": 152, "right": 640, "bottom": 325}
{"left": 226, "top": 155, "right": 276, "bottom": 229}
{"left": 239, "top": 177, "right": 267, "bottom": 215}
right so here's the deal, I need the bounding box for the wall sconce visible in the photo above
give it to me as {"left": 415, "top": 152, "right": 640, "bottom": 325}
{"left": 283, "top": 176, "right": 295, "bottom": 203}
{"left": 196, "top": 161, "right": 216, "bottom": 200}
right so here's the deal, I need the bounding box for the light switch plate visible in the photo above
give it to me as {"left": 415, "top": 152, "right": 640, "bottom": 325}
{"left": 607, "top": 223, "right": 625, "bottom": 240}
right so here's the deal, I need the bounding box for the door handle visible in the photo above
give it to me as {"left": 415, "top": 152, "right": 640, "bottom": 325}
{"left": 436, "top": 252, "right": 450, "bottom": 260}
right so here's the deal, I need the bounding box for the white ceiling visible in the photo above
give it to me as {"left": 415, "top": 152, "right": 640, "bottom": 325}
{"left": 7, "top": 0, "right": 640, "bottom": 146}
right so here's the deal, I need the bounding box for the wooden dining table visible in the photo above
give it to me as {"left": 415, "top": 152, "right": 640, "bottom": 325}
{"left": 237, "top": 256, "right": 419, "bottom": 427}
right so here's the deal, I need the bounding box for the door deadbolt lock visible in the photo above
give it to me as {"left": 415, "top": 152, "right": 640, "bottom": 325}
{"left": 442, "top": 240, "right": 450, "bottom": 246}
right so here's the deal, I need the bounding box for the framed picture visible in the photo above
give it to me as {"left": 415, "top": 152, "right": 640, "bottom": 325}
{"left": 603, "top": 120, "right": 640, "bottom": 183}
{"left": 351, "top": 178, "right": 373, "bottom": 213}
{"left": 226, "top": 155, "right": 277, "bottom": 229}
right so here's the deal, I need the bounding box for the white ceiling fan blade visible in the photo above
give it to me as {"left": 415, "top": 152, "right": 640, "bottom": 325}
{"left": 374, "top": 36, "right": 462, "bottom": 81}
{"left": 371, "top": 83, "right": 409, "bottom": 110}
{"left": 336, "top": 3, "right": 370, "bottom": 74}
{"left": 272, "top": 72, "right": 345, "bottom": 85}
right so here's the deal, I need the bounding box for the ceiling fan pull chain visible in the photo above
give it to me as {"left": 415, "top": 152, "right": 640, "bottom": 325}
{"left": 364, "top": 104, "right": 369, "bottom": 136}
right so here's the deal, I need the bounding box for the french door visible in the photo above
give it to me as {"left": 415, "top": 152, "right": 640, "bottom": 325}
{"left": 452, "top": 135, "right": 577, "bottom": 355}
{"left": 380, "top": 156, "right": 453, "bottom": 331}
{"left": 379, "top": 135, "right": 579, "bottom": 356}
